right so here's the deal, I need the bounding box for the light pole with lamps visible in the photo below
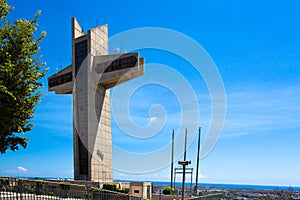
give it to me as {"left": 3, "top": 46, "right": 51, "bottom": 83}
{"left": 178, "top": 129, "right": 191, "bottom": 200}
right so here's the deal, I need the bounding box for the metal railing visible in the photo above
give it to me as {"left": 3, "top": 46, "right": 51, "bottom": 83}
{"left": 185, "top": 193, "right": 223, "bottom": 200}
{"left": 152, "top": 193, "right": 223, "bottom": 200}
{"left": 0, "top": 177, "right": 142, "bottom": 200}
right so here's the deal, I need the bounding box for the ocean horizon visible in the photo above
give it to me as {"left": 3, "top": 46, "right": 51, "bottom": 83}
{"left": 151, "top": 181, "right": 300, "bottom": 191}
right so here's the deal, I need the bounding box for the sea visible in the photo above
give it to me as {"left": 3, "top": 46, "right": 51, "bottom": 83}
{"left": 151, "top": 181, "right": 300, "bottom": 191}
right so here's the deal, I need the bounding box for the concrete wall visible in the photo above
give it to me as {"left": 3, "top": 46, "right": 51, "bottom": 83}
{"left": 88, "top": 24, "right": 113, "bottom": 182}
{"left": 130, "top": 182, "right": 152, "bottom": 200}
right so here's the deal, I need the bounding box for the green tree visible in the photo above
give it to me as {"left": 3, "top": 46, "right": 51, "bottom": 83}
{"left": 162, "top": 186, "right": 174, "bottom": 195}
{"left": 0, "top": 0, "right": 46, "bottom": 153}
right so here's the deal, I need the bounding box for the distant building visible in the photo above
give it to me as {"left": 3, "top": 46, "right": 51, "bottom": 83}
{"left": 119, "top": 182, "right": 152, "bottom": 199}
{"left": 48, "top": 18, "right": 144, "bottom": 182}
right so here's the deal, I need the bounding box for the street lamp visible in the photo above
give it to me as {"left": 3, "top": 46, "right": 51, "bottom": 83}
{"left": 178, "top": 129, "right": 191, "bottom": 200}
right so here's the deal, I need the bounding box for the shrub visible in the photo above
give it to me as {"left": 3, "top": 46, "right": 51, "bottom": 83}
{"left": 48, "top": 192, "right": 55, "bottom": 196}
{"left": 27, "top": 185, "right": 35, "bottom": 194}
{"left": 103, "top": 183, "right": 116, "bottom": 191}
{"left": 91, "top": 188, "right": 101, "bottom": 192}
{"left": 35, "top": 180, "right": 45, "bottom": 195}
{"left": 60, "top": 182, "right": 71, "bottom": 190}
{"left": 116, "top": 188, "right": 129, "bottom": 194}
{"left": 0, "top": 178, "right": 9, "bottom": 186}
{"left": 163, "top": 186, "right": 174, "bottom": 195}
{"left": 102, "top": 183, "right": 129, "bottom": 194}
{"left": 17, "top": 179, "right": 25, "bottom": 187}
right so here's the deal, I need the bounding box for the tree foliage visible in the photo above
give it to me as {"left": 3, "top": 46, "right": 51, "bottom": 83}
{"left": 0, "top": 0, "right": 46, "bottom": 153}
{"left": 162, "top": 186, "right": 174, "bottom": 195}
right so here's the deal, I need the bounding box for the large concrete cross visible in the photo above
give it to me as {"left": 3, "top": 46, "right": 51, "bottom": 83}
{"left": 48, "top": 18, "right": 144, "bottom": 182}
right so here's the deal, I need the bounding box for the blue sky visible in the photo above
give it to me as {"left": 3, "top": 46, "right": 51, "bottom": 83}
{"left": 1, "top": 0, "right": 300, "bottom": 186}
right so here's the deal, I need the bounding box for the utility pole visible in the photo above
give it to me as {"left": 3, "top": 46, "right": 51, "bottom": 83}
{"left": 170, "top": 129, "right": 175, "bottom": 195}
{"left": 184, "top": 128, "right": 187, "bottom": 161}
{"left": 195, "top": 127, "right": 201, "bottom": 196}
{"left": 178, "top": 128, "right": 191, "bottom": 200}
{"left": 182, "top": 128, "right": 187, "bottom": 199}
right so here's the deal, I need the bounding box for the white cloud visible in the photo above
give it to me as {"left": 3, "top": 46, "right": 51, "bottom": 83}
{"left": 190, "top": 173, "right": 206, "bottom": 180}
{"left": 5, "top": 169, "right": 15, "bottom": 174}
{"left": 198, "top": 173, "right": 205, "bottom": 179}
{"left": 114, "top": 172, "right": 167, "bottom": 181}
{"left": 218, "top": 85, "right": 300, "bottom": 138}
{"left": 221, "top": 132, "right": 249, "bottom": 139}
{"left": 150, "top": 116, "right": 158, "bottom": 122}
{"left": 18, "top": 166, "right": 28, "bottom": 172}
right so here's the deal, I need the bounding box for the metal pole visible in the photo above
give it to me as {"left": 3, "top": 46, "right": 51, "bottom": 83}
{"left": 190, "top": 168, "right": 193, "bottom": 196}
{"left": 184, "top": 128, "right": 187, "bottom": 161}
{"left": 159, "top": 189, "right": 162, "bottom": 200}
{"left": 182, "top": 128, "right": 188, "bottom": 200}
{"left": 195, "top": 127, "right": 201, "bottom": 196}
{"left": 174, "top": 168, "right": 176, "bottom": 195}
{"left": 182, "top": 165, "right": 186, "bottom": 200}
{"left": 170, "top": 129, "right": 174, "bottom": 194}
